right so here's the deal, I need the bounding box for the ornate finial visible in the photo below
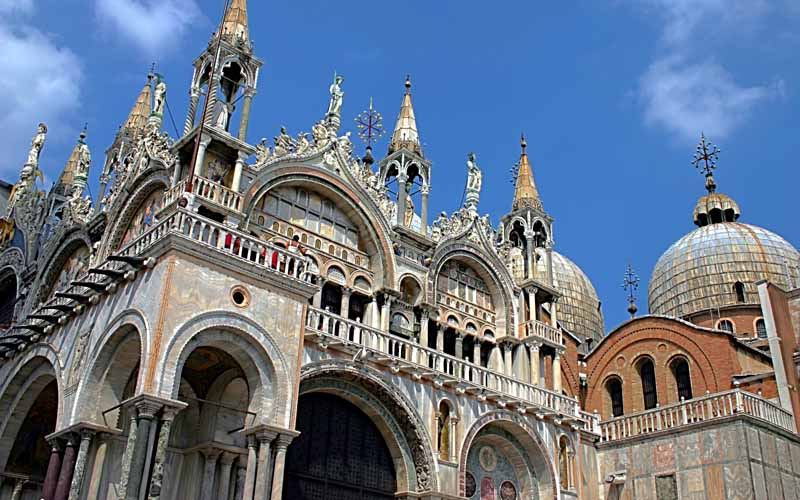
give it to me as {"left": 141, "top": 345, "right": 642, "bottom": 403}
{"left": 356, "top": 97, "right": 385, "bottom": 151}
{"left": 405, "top": 74, "right": 412, "bottom": 92}
{"left": 692, "top": 133, "right": 721, "bottom": 193}
{"left": 520, "top": 133, "right": 527, "bottom": 154}
{"left": 622, "top": 264, "right": 640, "bottom": 319}
{"left": 79, "top": 123, "right": 88, "bottom": 142}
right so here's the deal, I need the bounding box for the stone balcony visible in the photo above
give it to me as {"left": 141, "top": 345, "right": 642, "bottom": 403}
{"left": 164, "top": 176, "right": 244, "bottom": 215}
{"left": 598, "top": 389, "right": 795, "bottom": 443}
{"left": 305, "top": 306, "right": 596, "bottom": 429}
{"left": 521, "top": 319, "right": 563, "bottom": 348}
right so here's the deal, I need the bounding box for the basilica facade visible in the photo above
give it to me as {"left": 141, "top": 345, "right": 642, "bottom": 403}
{"left": 1, "top": 2, "right": 800, "bottom": 499}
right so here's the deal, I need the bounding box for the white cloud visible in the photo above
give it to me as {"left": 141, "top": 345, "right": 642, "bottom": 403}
{"left": 640, "top": 56, "right": 778, "bottom": 142}
{"left": 0, "top": 20, "right": 82, "bottom": 179}
{"left": 95, "top": 0, "right": 201, "bottom": 57}
{"left": 0, "top": 0, "right": 34, "bottom": 15}
{"left": 633, "top": 0, "right": 782, "bottom": 142}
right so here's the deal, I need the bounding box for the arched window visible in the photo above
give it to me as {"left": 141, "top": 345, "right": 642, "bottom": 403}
{"left": 437, "top": 401, "right": 451, "bottom": 461}
{"left": 639, "top": 359, "right": 658, "bottom": 410}
{"left": 734, "top": 281, "right": 746, "bottom": 303}
{"left": 755, "top": 318, "right": 767, "bottom": 339}
{"left": 717, "top": 319, "right": 735, "bottom": 333}
{"left": 670, "top": 358, "right": 693, "bottom": 401}
{"left": 606, "top": 378, "right": 624, "bottom": 417}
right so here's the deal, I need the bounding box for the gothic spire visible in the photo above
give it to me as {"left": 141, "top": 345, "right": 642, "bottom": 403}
{"left": 388, "top": 75, "right": 423, "bottom": 156}
{"left": 512, "top": 134, "right": 543, "bottom": 211}
{"left": 55, "top": 127, "right": 91, "bottom": 197}
{"left": 122, "top": 76, "right": 153, "bottom": 135}
{"left": 220, "top": 0, "right": 250, "bottom": 46}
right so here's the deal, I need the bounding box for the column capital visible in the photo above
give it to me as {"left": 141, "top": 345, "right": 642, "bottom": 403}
{"left": 420, "top": 184, "right": 430, "bottom": 195}
{"left": 274, "top": 433, "right": 298, "bottom": 450}
{"left": 341, "top": 286, "right": 353, "bottom": 297}
{"left": 243, "top": 86, "right": 257, "bottom": 98}
{"left": 202, "top": 447, "right": 223, "bottom": 461}
{"left": 525, "top": 286, "right": 539, "bottom": 295}
{"left": 237, "top": 150, "right": 250, "bottom": 163}
{"left": 219, "top": 451, "right": 237, "bottom": 466}
{"left": 554, "top": 346, "right": 565, "bottom": 358}
{"left": 528, "top": 339, "right": 542, "bottom": 351}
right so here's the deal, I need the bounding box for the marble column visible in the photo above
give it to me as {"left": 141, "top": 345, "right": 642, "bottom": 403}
{"left": 492, "top": 344, "right": 503, "bottom": 373}
{"left": 419, "top": 310, "right": 430, "bottom": 348}
{"left": 184, "top": 87, "right": 200, "bottom": 134}
{"left": 435, "top": 325, "right": 444, "bottom": 352}
{"left": 455, "top": 332, "right": 464, "bottom": 359}
{"left": 530, "top": 342, "right": 541, "bottom": 386}
{"left": 67, "top": 430, "right": 94, "bottom": 500}
{"left": 238, "top": 88, "right": 256, "bottom": 141}
{"left": 380, "top": 296, "right": 393, "bottom": 332}
{"left": 242, "top": 435, "right": 258, "bottom": 500}
{"left": 341, "top": 287, "right": 352, "bottom": 320}
{"left": 200, "top": 449, "right": 221, "bottom": 500}
{"left": 551, "top": 298, "right": 559, "bottom": 328}
{"left": 369, "top": 298, "right": 380, "bottom": 330}
{"left": 217, "top": 452, "right": 236, "bottom": 500}
{"left": 148, "top": 407, "right": 183, "bottom": 499}
{"left": 553, "top": 349, "right": 563, "bottom": 393}
{"left": 525, "top": 235, "right": 535, "bottom": 280}
{"left": 42, "top": 440, "right": 62, "bottom": 500}
{"left": 312, "top": 278, "right": 326, "bottom": 309}
{"left": 126, "top": 401, "right": 160, "bottom": 500}
{"left": 10, "top": 479, "right": 25, "bottom": 500}
{"left": 527, "top": 287, "right": 538, "bottom": 322}
{"left": 232, "top": 151, "right": 248, "bottom": 193}
{"left": 171, "top": 159, "right": 182, "bottom": 187}
{"left": 233, "top": 463, "right": 246, "bottom": 500}
{"left": 420, "top": 184, "right": 430, "bottom": 234}
{"left": 396, "top": 174, "right": 408, "bottom": 227}
{"left": 546, "top": 242, "right": 554, "bottom": 286}
{"left": 194, "top": 135, "right": 212, "bottom": 179}
{"left": 203, "top": 75, "right": 221, "bottom": 128}
{"left": 118, "top": 413, "right": 139, "bottom": 496}
{"left": 269, "top": 436, "right": 294, "bottom": 500}
{"left": 53, "top": 437, "right": 77, "bottom": 500}
{"left": 503, "top": 343, "right": 514, "bottom": 378}
{"left": 85, "top": 440, "right": 108, "bottom": 500}
{"left": 473, "top": 338, "right": 481, "bottom": 366}
{"left": 253, "top": 432, "right": 276, "bottom": 500}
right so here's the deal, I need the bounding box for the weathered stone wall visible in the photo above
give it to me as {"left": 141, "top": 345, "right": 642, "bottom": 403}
{"left": 598, "top": 417, "right": 800, "bottom": 500}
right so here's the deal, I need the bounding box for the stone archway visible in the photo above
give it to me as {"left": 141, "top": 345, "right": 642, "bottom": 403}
{"left": 299, "top": 360, "right": 438, "bottom": 494}
{"left": 460, "top": 411, "right": 557, "bottom": 500}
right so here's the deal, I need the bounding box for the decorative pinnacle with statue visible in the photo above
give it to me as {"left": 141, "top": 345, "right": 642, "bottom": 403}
{"left": 326, "top": 73, "right": 344, "bottom": 132}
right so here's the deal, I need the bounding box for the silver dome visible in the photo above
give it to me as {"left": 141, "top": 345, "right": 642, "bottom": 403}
{"left": 649, "top": 222, "right": 800, "bottom": 318}
{"left": 538, "top": 250, "right": 605, "bottom": 341}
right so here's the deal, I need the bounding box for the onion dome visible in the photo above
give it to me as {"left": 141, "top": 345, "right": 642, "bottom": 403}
{"left": 537, "top": 249, "right": 605, "bottom": 341}
{"left": 649, "top": 134, "right": 800, "bottom": 318}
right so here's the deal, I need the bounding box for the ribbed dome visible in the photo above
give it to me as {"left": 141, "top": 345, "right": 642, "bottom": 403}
{"left": 537, "top": 249, "right": 605, "bottom": 341}
{"left": 649, "top": 222, "right": 800, "bottom": 318}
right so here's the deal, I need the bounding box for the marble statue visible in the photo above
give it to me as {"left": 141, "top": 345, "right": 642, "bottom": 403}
{"left": 327, "top": 73, "right": 344, "bottom": 118}
{"left": 404, "top": 183, "right": 415, "bottom": 227}
{"left": 153, "top": 78, "right": 167, "bottom": 116}
{"left": 465, "top": 152, "right": 482, "bottom": 212}
{"left": 25, "top": 123, "right": 47, "bottom": 168}
{"left": 215, "top": 102, "right": 231, "bottom": 130}
{"left": 274, "top": 126, "right": 297, "bottom": 156}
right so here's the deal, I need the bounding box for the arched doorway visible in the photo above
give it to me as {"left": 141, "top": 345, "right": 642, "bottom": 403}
{"left": 284, "top": 392, "right": 396, "bottom": 499}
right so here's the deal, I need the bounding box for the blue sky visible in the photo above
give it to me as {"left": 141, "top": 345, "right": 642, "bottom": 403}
{"left": 1, "top": 0, "right": 798, "bottom": 330}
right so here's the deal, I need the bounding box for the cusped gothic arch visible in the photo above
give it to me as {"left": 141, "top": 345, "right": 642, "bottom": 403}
{"left": 300, "top": 359, "right": 438, "bottom": 493}
{"left": 242, "top": 164, "right": 397, "bottom": 289}
{"left": 459, "top": 410, "right": 557, "bottom": 499}
{"left": 158, "top": 310, "right": 292, "bottom": 427}
{"left": 101, "top": 170, "right": 171, "bottom": 257}
{"left": 427, "top": 242, "right": 516, "bottom": 337}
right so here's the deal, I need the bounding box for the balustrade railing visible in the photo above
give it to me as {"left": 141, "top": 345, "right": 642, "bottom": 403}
{"left": 306, "top": 306, "right": 583, "bottom": 419}
{"left": 119, "top": 209, "right": 316, "bottom": 283}
{"left": 162, "top": 176, "right": 243, "bottom": 213}
{"left": 521, "top": 319, "right": 563, "bottom": 346}
{"left": 599, "top": 389, "right": 795, "bottom": 442}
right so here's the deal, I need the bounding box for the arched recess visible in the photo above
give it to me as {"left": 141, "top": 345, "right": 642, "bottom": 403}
{"left": 0, "top": 267, "right": 18, "bottom": 328}
{"left": 427, "top": 243, "right": 515, "bottom": 338}
{"left": 299, "top": 360, "right": 438, "bottom": 494}
{"left": 0, "top": 352, "right": 62, "bottom": 481}
{"left": 32, "top": 228, "right": 92, "bottom": 306}
{"left": 158, "top": 311, "right": 291, "bottom": 427}
{"left": 399, "top": 274, "right": 423, "bottom": 306}
{"left": 101, "top": 171, "right": 171, "bottom": 256}
{"left": 74, "top": 323, "right": 143, "bottom": 427}
{"left": 241, "top": 164, "right": 397, "bottom": 289}
{"left": 459, "top": 411, "right": 556, "bottom": 500}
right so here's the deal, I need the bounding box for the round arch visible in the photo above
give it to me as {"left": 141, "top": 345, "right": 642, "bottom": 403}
{"left": 459, "top": 410, "right": 557, "bottom": 499}
{"left": 158, "top": 311, "right": 292, "bottom": 426}
{"left": 32, "top": 227, "right": 92, "bottom": 306}
{"left": 426, "top": 243, "right": 515, "bottom": 338}
{"left": 300, "top": 360, "right": 438, "bottom": 493}
{"left": 0, "top": 351, "right": 63, "bottom": 473}
{"left": 241, "top": 164, "right": 397, "bottom": 289}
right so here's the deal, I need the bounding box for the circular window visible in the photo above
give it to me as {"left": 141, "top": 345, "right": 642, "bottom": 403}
{"left": 231, "top": 286, "right": 250, "bottom": 308}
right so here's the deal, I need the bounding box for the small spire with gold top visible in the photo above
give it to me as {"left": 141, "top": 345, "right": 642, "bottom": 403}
{"left": 511, "top": 133, "right": 544, "bottom": 211}
{"left": 388, "top": 75, "right": 422, "bottom": 156}
{"left": 622, "top": 263, "right": 639, "bottom": 319}
{"left": 690, "top": 134, "right": 740, "bottom": 227}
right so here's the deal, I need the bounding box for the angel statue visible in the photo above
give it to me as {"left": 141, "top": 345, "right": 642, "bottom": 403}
{"left": 255, "top": 138, "right": 271, "bottom": 164}
{"left": 153, "top": 76, "right": 167, "bottom": 116}
{"left": 464, "top": 152, "right": 482, "bottom": 212}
